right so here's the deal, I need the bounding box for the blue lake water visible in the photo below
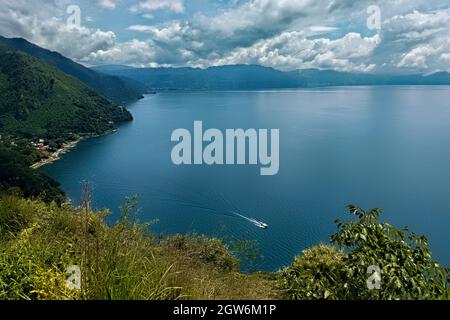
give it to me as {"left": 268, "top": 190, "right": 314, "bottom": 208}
{"left": 41, "top": 86, "right": 450, "bottom": 270}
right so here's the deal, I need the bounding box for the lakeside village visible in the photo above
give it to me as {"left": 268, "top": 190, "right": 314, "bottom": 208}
{"left": 0, "top": 133, "right": 81, "bottom": 169}
{"left": 1, "top": 116, "right": 120, "bottom": 169}
{"left": 30, "top": 135, "right": 82, "bottom": 169}
{"left": 31, "top": 138, "right": 50, "bottom": 151}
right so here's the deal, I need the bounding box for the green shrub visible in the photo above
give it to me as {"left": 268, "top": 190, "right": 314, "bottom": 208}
{"left": 332, "top": 205, "right": 449, "bottom": 299}
{"left": 278, "top": 205, "right": 450, "bottom": 300}
{"left": 278, "top": 244, "right": 347, "bottom": 300}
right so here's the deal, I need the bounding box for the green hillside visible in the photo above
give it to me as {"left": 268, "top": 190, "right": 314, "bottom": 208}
{"left": 0, "top": 36, "right": 144, "bottom": 104}
{"left": 0, "top": 47, "right": 133, "bottom": 203}
{"left": 0, "top": 47, "right": 132, "bottom": 141}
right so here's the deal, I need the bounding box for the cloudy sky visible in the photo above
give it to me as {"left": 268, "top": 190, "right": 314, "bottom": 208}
{"left": 1, "top": 0, "right": 450, "bottom": 73}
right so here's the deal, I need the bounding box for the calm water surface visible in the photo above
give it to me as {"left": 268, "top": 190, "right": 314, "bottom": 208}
{"left": 41, "top": 86, "right": 450, "bottom": 270}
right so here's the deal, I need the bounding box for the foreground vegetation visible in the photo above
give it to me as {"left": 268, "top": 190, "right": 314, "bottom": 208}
{"left": 0, "top": 194, "right": 275, "bottom": 300}
{"left": 278, "top": 206, "right": 449, "bottom": 300}
{"left": 0, "top": 192, "right": 448, "bottom": 300}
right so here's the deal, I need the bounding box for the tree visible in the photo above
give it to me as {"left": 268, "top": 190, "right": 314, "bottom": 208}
{"left": 278, "top": 205, "right": 450, "bottom": 300}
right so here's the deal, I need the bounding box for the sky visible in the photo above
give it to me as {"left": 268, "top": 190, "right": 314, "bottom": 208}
{"left": 1, "top": 0, "right": 450, "bottom": 73}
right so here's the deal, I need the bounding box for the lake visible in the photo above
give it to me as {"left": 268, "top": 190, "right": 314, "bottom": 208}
{"left": 40, "top": 86, "right": 450, "bottom": 271}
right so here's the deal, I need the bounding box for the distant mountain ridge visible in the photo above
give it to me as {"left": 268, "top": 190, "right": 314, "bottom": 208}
{"left": 0, "top": 36, "right": 144, "bottom": 104}
{"left": 92, "top": 64, "right": 450, "bottom": 90}
{"left": 93, "top": 64, "right": 302, "bottom": 90}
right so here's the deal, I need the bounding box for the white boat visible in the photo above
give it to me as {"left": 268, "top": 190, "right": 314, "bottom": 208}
{"left": 231, "top": 211, "right": 268, "bottom": 229}
{"left": 255, "top": 221, "right": 269, "bottom": 229}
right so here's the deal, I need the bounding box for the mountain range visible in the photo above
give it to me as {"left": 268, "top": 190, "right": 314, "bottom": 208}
{"left": 2, "top": 36, "right": 449, "bottom": 95}
{"left": 93, "top": 64, "right": 450, "bottom": 90}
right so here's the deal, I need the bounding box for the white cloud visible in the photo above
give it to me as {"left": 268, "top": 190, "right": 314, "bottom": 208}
{"left": 1, "top": 0, "right": 450, "bottom": 72}
{"left": 382, "top": 8, "right": 450, "bottom": 72}
{"left": 83, "top": 39, "right": 156, "bottom": 66}
{"left": 201, "top": 31, "right": 380, "bottom": 72}
{"left": 0, "top": 0, "right": 117, "bottom": 61}
{"left": 128, "top": 25, "right": 155, "bottom": 33}
{"left": 98, "top": 0, "right": 119, "bottom": 10}
{"left": 130, "top": 0, "right": 185, "bottom": 14}
{"left": 125, "top": 0, "right": 380, "bottom": 71}
{"left": 142, "top": 13, "right": 154, "bottom": 20}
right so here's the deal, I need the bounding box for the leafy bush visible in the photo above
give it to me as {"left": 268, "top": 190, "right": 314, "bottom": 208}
{"left": 332, "top": 205, "right": 449, "bottom": 299}
{"left": 278, "top": 245, "right": 347, "bottom": 299}
{"left": 278, "top": 205, "right": 450, "bottom": 300}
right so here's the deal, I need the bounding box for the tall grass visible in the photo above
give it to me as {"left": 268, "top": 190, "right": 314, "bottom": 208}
{"left": 0, "top": 192, "right": 276, "bottom": 300}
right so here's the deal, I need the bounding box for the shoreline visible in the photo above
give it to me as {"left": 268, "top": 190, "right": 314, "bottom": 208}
{"left": 30, "top": 128, "right": 119, "bottom": 170}
{"left": 30, "top": 138, "right": 82, "bottom": 169}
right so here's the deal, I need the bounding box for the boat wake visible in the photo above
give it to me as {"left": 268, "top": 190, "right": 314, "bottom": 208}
{"left": 148, "top": 184, "right": 269, "bottom": 230}
{"left": 230, "top": 212, "right": 269, "bottom": 229}
{"left": 155, "top": 199, "right": 269, "bottom": 229}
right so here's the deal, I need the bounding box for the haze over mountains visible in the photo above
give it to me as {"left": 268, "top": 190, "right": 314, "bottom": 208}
{"left": 93, "top": 64, "right": 450, "bottom": 91}
{"left": 2, "top": 36, "right": 450, "bottom": 95}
